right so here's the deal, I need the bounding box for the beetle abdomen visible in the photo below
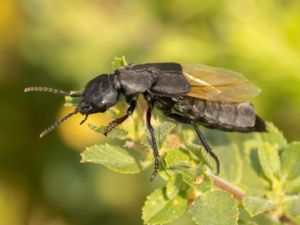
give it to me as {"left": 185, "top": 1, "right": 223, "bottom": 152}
{"left": 174, "top": 97, "right": 262, "bottom": 132}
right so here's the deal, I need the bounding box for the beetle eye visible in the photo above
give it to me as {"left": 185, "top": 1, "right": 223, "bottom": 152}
{"left": 77, "top": 103, "right": 94, "bottom": 114}
{"left": 86, "top": 104, "right": 95, "bottom": 111}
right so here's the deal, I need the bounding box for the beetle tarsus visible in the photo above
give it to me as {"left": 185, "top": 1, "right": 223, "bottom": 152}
{"left": 104, "top": 117, "right": 126, "bottom": 135}
{"left": 104, "top": 100, "right": 137, "bottom": 135}
{"left": 163, "top": 111, "right": 220, "bottom": 175}
{"left": 192, "top": 122, "right": 220, "bottom": 175}
{"left": 150, "top": 156, "right": 160, "bottom": 180}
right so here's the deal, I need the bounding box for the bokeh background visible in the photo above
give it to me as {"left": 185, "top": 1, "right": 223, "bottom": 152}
{"left": 1, "top": 0, "right": 300, "bottom": 224}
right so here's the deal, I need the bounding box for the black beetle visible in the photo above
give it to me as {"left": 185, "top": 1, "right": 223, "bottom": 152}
{"left": 25, "top": 63, "right": 266, "bottom": 179}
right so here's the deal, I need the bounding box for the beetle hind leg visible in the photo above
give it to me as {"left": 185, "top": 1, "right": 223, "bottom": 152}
{"left": 191, "top": 122, "right": 220, "bottom": 175}
{"left": 163, "top": 111, "right": 220, "bottom": 175}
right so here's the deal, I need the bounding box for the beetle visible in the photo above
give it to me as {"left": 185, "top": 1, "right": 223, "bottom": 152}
{"left": 24, "top": 63, "right": 266, "bottom": 179}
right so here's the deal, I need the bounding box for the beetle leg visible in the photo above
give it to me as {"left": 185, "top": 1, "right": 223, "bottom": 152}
{"left": 146, "top": 105, "right": 160, "bottom": 180}
{"left": 144, "top": 92, "right": 160, "bottom": 180}
{"left": 80, "top": 114, "right": 88, "bottom": 125}
{"left": 192, "top": 122, "right": 220, "bottom": 175}
{"left": 163, "top": 112, "right": 220, "bottom": 175}
{"left": 104, "top": 99, "right": 137, "bottom": 136}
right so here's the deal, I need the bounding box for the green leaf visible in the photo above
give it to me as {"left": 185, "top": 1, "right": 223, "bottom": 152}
{"left": 165, "top": 148, "right": 192, "bottom": 170}
{"left": 281, "top": 142, "right": 300, "bottom": 180}
{"left": 155, "top": 121, "right": 177, "bottom": 148}
{"left": 166, "top": 176, "right": 182, "bottom": 199}
{"left": 214, "top": 142, "right": 242, "bottom": 184}
{"left": 81, "top": 142, "right": 150, "bottom": 174}
{"left": 258, "top": 143, "right": 281, "bottom": 182}
{"left": 239, "top": 208, "right": 282, "bottom": 225}
{"left": 243, "top": 196, "right": 278, "bottom": 217}
{"left": 239, "top": 140, "right": 269, "bottom": 195}
{"left": 142, "top": 188, "right": 187, "bottom": 225}
{"left": 185, "top": 143, "right": 218, "bottom": 174}
{"left": 285, "top": 196, "right": 300, "bottom": 217}
{"left": 284, "top": 176, "right": 300, "bottom": 194}
{"left": 239, "top": 221, "right": 258, "bottom": 225}
{"left": 111, "top": 56, "right": 128, "bottom": 70}
{"left": 64, "top": 95, "right": 81, "bottom": 107}
{"left": 143, "top": 121, "right": 176, "bottom": 152}
{"left": 254, "top": 122, "right": 287, "bottom": 150}
{"left": 182, "top": 168, "right": 212, "bottom": 192}
{"left": 189, "top": 190, "right": 239, "bottom": 225}
{"left": 88, "top": 123, "right": 128, "bottom": 139}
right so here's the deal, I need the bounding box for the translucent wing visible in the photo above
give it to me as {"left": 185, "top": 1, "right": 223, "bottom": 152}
{"left": 182, "top": 64, "right": 261, "bottom": 102}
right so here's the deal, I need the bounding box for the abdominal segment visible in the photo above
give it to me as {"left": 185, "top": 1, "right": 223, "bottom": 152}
{"left": 174, "top": 97, "right": 257, "bottom": 132}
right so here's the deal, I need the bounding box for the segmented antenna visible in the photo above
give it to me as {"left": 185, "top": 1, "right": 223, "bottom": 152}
{"left": 39, "top": 110, "right": 78, "bottom": 138}
{"left": 24, "top": 87, "right": 81, "bottom": 97}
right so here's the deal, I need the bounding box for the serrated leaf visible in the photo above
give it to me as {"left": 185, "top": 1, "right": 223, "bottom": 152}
{"left": 284, "top": 176, "right": 300, "bottom": 194}
{"left": 239, "top": 221, "right": 258, "bottom": 225}
{"left": 239, "top": 208, "right": 282, "bottom": 225}
{"left": 258, "top": 143, "right": 281, "bottom": 182}
{"left": 238, "top": 209, "right": 259, "bottom": 225}
{"left": 189, "top": 190, "right": 239, "bottom": 225}
{"left": 111, "top": 56, "right": 128, "bottom": 70}
{"left": 239, "top": 140, "right": 269, "bottom": 195}
{"left": 155, "top": 121, "right": 177, "bottom": 148}
{"left": 185, "top": 143, "right": 218, "bottom": 174}
{"left": 214, "top": 142, "right": 242, "bottom": 184}
{"left": 243, "top": 196, "right": 278, "bottom": 217}
{"left": 143, "top": 121, "right": 176, "bottom": 151}
{"left": 88, "top": 123, "right": 128, "bottom": 139}
{"left": 81, "top": 142, "right": 150, "bottom": 174}
{"left": 142, "top": 188, "right": 187, "bottom": 225}
{"left": 166, "top": 176, "right": 182, "bottom": 199}
{"left": 182, "top": 168, "right": 212, "bottom": 192}
{"left": 254, "top": 122, "right": 287, "bottom": 150}
{"left": 285, "top": 196, "right": 300, "bottom": 217}
{"left": 165, "top": 148, "right": 191, "bottom": 169}
{"left": 281, "top": 142, "right": 300, "bottom": 180}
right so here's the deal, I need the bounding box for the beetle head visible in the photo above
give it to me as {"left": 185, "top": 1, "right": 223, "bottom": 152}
{"left": 24, "top": 74, "right": 119, "bottom": 138}
{"left": 81, "top": 74, "right": 119, "bottom": 113}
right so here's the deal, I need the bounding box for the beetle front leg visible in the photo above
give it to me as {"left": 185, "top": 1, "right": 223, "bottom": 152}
{"left": 104, "top": 99, "right": 137, "bottom": 136}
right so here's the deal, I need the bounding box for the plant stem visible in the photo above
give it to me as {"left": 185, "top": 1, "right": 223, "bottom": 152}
{"left": 207, "top": 172, "right": 297, "bottom": 225}
{"left": 207, "top": 172, "right": 246, "bottom": 201}
{"left": 279, "top": 215, "right": 297, "bottom": 225}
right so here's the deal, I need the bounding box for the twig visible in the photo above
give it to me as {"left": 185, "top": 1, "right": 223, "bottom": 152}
{"left": 279, "top": 215, "right": 297, "bottom": 225}
{"left": 206, "top": 172, "right": 297, "bottom": 225}
{"left": 207, "top": 172, "right": 246, "bottom": 201}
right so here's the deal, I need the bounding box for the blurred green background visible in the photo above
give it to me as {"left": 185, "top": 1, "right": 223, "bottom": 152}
{"left": 1, "top": 0, "right": 300, "bottom": 224}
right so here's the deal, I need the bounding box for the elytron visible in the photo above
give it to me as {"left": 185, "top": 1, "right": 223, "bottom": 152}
{"left": 25, "top": 63, "right": 265, "bottom": 179}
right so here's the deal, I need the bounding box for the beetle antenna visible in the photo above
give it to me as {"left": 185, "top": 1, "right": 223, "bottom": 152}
{"left": 24, "top": 87, "right": 82, "bottom": 97}
{"left": 39, "top": 109, "right": 79, "bottom": 138}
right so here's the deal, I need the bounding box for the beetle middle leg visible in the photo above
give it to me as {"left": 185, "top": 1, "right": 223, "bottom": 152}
{"left": 144, "top": 93, "right": 160, "bottom": 180}
{"left": 163, "top": 112, "right": 220, "bottom": 175}
{"left": 104, "top": 98, "right": 137, "bottom": 135}
{"left": 146, "top": 106, "right": 160, "bottom": 180}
